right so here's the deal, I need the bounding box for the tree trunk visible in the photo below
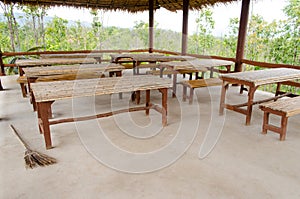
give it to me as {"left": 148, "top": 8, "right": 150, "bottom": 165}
{"left": 11, "top": 6, "right": 20, "bottom": 51}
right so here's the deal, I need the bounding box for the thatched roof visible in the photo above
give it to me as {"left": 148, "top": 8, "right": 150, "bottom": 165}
{"left": 2, "top": 0, "right": 238, "bottom": 12}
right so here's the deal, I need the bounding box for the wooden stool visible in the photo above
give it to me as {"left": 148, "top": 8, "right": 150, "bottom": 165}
{"left": 259, "top": 96, "right": 300, "bottom": 140}
{"left": 181, "top": 78, "right": 222, "bottom": 104}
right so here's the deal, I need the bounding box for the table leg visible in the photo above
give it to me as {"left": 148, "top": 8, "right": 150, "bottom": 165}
{"left": 136, "top": 90, "right": 141, "bottom": 104}
{"left": 27, "top": 77, "right": 38, "bottom": 109}
{"left": 245, "top": 86, "right": 258, "bottom": 125}
{"left": 219, "top": 81, "right": 229, "bottom": 115}
{"left": 37, "top": 101, "right": 54, "bottom": 149}
{"left": 275, "top": 82, "right": 282, "bottom": 96}
{"left": 160, "top": 66, "right": 165, "bottom": 78}
{"left": 146, "top": 90, "right": 150, "bottom": 115}
{"left": 160, "top": 88, "right": 168, "bottom": 126}
{"left": 172, "top": 73, "right": 177, "bottom": 98}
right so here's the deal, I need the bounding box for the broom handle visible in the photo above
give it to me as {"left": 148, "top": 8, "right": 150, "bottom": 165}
{"left": 10, "top": 124, "right": 31, "bottom": 150}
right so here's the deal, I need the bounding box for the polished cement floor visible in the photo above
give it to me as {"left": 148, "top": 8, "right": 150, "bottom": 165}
{"left": 1, "top": 74, "right": 300, "bottom": 199}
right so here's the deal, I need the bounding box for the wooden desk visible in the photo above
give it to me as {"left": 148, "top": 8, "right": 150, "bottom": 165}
{"left": 111, "top": 53, "right": 195, "bottom": 75}
{"left": 160, "top": 59, "right": 233, "bottom": 96}
{"left": 22, "top": 63, "right": 124, "bottom": 78}
{"left": 23, "top": 63, "right": 125, "bottom": 110}
{"left": 219, "top": 68, "right": 300, "bottom": 125}
{"left": 40, "top": 53, "right": 103, "bottom": 62}
{"left": 31, "top": 75, "right": 172, "bottom": 149}
{"left": 15, "top": 58, "right": 99, "bottom": 97}
{"left": 16, "top": 58, "right": 97, "bottom": 75}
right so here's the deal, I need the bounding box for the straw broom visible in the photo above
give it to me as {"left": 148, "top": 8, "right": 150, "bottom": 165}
{"left": 10, "top": 124, "right": 57, "bottom": 169}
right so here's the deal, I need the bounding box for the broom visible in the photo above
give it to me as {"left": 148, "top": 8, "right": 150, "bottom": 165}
{"left": 10, "top": 124, "right": 57, "bottom": 169}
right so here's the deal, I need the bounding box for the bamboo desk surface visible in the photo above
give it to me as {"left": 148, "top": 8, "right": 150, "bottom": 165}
{"left": 110, "top": 53, "right": 195, "bottom": 62}
{"left": 220, "top": 68, "right": 300, "bottom": 86}
{"left": 160, "top": 59, "right": 233, "bottom": 71}
{"left": 219, "top": 68, "right": 300, "bottom": 125}
{"left": 16, "top": 58, "right": 97, "bottom": 67}
{"left": 159, "top": 59, "right": 234, "bottom": 96}
{"left": 31, "top": 75, "right": 172, "bottom": 149}
{"left": 22, "top": 63, "right": 125, "bottom": 77}
{"left": 31, "top": 75, "right": 172, "bottom": 102}
{"left": 40, "top": 53, "right": 103, "bottom": 59}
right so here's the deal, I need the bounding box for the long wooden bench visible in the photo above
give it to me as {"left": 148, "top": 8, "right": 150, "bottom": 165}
{"left": 181, "top": 78, "right": 223, "bottom": 104}
{"left": 259, "top": 96, "right": 300, "bottom": 140}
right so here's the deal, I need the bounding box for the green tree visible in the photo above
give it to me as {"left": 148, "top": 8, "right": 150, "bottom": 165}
{"left": 269, "top": 0, "right": 299, "bottom": 65}
{"left": 133, "top": 20, "right": 149, "bottom": 48}
{"left": 45, "top": 16, "right": 68, "bottom": 50}
{"left": 0, "top": 2, "right": 20, "bottom": 51}
{"left": 192, "top": 9, "right": 215, "bottom": 54}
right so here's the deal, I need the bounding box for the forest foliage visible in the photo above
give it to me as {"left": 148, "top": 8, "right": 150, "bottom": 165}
{"left": 0, "top": 0, "right": 299, "bottom": 67}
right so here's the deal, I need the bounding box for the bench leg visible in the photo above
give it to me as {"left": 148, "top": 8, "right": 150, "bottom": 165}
{"left": 262, "top": 111, "right": 270, "bottom": 134}
{"left": 182, "top": 84, "right": 187, "bottom": 102}
{"left": 189, "top": 87, "right": 194, "bottom": 105}
{"left": 280, "top": 116, "right": 288, "bottom": 141}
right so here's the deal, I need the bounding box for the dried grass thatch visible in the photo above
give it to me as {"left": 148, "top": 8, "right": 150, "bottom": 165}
{"left": 2, "top": 0, "right": 238, "bottom": 12}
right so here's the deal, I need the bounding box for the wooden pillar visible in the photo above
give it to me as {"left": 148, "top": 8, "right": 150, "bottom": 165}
{"left": 149, "top": 0, "right": 154, "bottom": 53}
{"left": 181, "top": 0, "right": 189, "bottom": 55}
{"left": 0, "top": 50, "right": 4, "bottom": 90}
{"left": 235, "top": 0, "right": 250, "bottom": 72}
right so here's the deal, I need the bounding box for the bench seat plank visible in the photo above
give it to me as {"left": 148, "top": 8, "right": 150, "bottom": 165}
{"left": 259, "top": 96, "right": 300, "bottom": 140}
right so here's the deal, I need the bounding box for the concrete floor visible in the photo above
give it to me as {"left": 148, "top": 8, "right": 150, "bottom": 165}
{"left": 1, "top": 74, "right": 300, "bottom": 199}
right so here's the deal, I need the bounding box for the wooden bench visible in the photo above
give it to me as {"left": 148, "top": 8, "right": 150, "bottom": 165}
{"left": 146, "top": 69, "right": 175, "bottom": 76}
{"left": 259, "top": 96, "right": 300, "bottom": 141}
{"left": 181, "top": 78, "right": 223, "bottom": 104}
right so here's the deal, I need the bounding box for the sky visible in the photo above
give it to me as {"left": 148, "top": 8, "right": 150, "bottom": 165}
{"left": 5, "top": 0, "right": 289, "bottom": 36}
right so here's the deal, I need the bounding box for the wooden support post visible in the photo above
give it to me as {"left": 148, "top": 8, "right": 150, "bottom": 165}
{"left": 0, "top": 50, "right": 4, "bottom": 76}
{"left": 149, "top": 0, "right": 154, "bottom": 53}
{"left": 0, "top": 50, "right": 4, "bottom": 90}
{"left": 0, "top": 78, "right": 3, "bottom": 91}
{"left": 235, "top": 0, "right": 250, "bottom": 72}
{"left": 181, "top": 0, "right": 189, "bottom": 55}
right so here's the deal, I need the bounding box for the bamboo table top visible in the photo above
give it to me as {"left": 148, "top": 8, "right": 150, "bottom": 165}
{"left": 110, "top": 53, "right": 195, "bottom": 62}
{"left": 159, "top": 59, "right": 233, "bottom": 71}
{"left": 220, "top": 68, "right": 300, "bottom": 86}
{"left": 40, "top": 53, "right": 103, "bottom": 59}
{"left": 22, "top": 63, "right": 125, "bottom": 77}
{"left": 16, "top": 58, "right": 97, "bottom": 67}
{"left": 31, "top": 75, "right": 172, "bottom": 102}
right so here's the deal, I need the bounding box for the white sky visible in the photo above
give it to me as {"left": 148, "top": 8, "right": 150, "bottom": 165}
{"left": 13, "top": 0, "right": 289, "bottom": 36}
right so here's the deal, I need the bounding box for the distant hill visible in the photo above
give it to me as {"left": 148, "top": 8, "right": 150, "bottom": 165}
{"left": 0, "top": 12, "right": 91, "bottom": 27}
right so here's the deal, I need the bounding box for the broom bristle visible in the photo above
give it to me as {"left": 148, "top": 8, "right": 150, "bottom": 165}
{"left": 24, "top": 149, "right": 57, "bottom": 169}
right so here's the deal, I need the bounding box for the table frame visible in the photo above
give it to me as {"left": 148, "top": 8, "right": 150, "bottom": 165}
{"left": 31, "top": 76, "right": 171, "bottom": 149}
{"left": 219, "top": 68, "right": 300, "bottom": 125}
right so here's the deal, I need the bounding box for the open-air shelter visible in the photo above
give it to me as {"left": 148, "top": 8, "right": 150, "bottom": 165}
{"left": 1, "top": 1, "right": 300, "bottom": 198}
